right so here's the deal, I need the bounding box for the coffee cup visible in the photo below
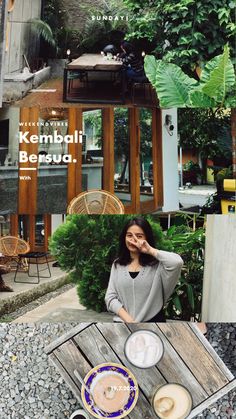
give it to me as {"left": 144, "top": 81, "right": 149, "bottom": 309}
{"left": 69, "top": 409, "right": 90, "bottom": 419}
{"left": 124, "top": 329, "right": 164, "bottom": 369}
{"left": 152, "top": 383, "right": 193, "bottom": 419}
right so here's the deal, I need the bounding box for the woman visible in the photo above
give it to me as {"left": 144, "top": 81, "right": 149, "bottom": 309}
{"left": 105, "top": 217, "right": 183, "bottom": 323}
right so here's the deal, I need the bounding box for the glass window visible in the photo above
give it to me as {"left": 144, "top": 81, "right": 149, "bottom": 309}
{"left": 82, "top": 110, "right": 103, "bottom": 190}
{"left": 114, "top": 108, "right": 131, "bottom": 204}
{"left": 0, "top": 215, "right": 10, "bottom": 236}
{"left": 37, "top": 109, "right": 68, "bottom": 213}
{"left": 139, "top": 108, "right": 154, "bottom": 202}
{"left": 0, "top": 107, "right": 19, "bottom": 214}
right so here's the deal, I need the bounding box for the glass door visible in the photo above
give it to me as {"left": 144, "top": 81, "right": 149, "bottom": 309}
{"left": 82, "top": 110, "right": 103, "bottom": 191}
{"left": 114, "top": 108, "right": 133, "bottom": 210}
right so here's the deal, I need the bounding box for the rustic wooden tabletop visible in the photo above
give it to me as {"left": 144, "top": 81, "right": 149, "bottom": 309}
{"left": 45, "top": 323, "right": 236, "bottom": 419}
{"left": 67, "top": 54, "right": 123, "bottom": 71}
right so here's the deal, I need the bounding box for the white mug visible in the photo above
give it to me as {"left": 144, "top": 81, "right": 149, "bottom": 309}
{"left": 69, "top": 409, "right": 90, "bottom": 419}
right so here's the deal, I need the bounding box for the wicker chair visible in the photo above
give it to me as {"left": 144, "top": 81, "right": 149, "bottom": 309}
{"left": 0, "top": 236, "right": 30, "bottom": 258}
{"left": 67, "top": 190, "right": 125, "bottom": 214}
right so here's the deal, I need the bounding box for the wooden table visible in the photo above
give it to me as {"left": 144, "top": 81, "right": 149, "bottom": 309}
{"left": 45, "top": 323, "right": 236, "bottom": 419}
{"left": 63, "top": 54, "right": 125, "bottom": 104}
{"left": 67, "top": 54, "right": 123, "bottom": 72}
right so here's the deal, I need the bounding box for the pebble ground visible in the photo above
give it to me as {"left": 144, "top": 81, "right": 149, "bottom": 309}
{"left": 0, "top": 323, "right": 235, "bottom": 418}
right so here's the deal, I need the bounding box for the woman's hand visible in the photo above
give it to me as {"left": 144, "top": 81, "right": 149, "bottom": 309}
{"left": 118, "top": 307, "right": 136, "bottom": 323}
{"left": 127, "top": 235, "right": 158, "bottom": 257}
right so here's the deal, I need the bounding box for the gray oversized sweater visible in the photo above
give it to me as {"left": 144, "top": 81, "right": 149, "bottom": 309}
{"left": 105, "top": 250, "right": 183, "bottom": 322}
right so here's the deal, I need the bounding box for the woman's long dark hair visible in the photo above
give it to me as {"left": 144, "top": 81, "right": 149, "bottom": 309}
{"left": 115, "top": 217, "right": 158, "bottom": 267}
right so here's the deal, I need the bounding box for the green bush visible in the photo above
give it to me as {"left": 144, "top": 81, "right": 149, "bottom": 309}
{"left": 165, "top": 222, "right": 205, "bottom": 320}
{"left": 49, "top": 214, "right": 205, "bottom": 319}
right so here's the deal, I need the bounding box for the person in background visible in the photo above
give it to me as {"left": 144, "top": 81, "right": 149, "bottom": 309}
{"left": 118, "top": 41, "right": 146, "bottom": 81}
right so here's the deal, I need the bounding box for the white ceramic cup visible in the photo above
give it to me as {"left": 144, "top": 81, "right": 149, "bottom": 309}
{"left": 69, "top": 409, "right": 90, "bottom": 419}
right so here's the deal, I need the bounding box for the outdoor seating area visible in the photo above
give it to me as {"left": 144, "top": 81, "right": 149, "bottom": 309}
{"left": 63, "top": 53, "right": 158, "bottom": 106}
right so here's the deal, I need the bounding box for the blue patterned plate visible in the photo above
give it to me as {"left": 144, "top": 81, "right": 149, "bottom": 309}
{"left": 81, "top": 363, "right": 139, "bottom": 418}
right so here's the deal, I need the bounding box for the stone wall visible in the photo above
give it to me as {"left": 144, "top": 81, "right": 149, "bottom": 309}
{"left": 4, "top": 0, "right": 42, "bottom": 75}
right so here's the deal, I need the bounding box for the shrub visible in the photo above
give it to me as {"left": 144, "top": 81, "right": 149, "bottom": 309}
{"left": 165, "top": 222, "right": 205, "bottom": 320}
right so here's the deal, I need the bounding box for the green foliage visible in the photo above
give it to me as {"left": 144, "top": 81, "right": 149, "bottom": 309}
{"left": 49, "top": 214, "right": 205, "bottom": 320}
{"left": 144, "top": 45, "right": 236, "bottom": 107}
{"left": 124, "top": 0, "right": 236, "bottom": 72}
{"left": 41, "top": 0, "right": 81, "bottom": 58}
{"left": 30, "top": 19, "right": 56, "bottom": 48}
{"left": 178, "top": 108, "right": 232, "bottom": 161}
{"left": 77, "top": 0, "right": 130, "bottom": 53}
{"left": 165, "top": 219, "right": 205, "bottom": 320}
{"left": 216, "top": 166, "right": 233, "bottom": 181}
{"left": 183, "top": 161, "right": 201, "bottom": 175}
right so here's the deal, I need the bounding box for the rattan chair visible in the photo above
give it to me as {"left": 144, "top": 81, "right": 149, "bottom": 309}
{"left": 67, "top": 189, "right": 125, "bottom": 214}
{"left": 0, "top": 236, "right": 30, "bottom": 258}
{"left": 0, "top": 236, "right": 51, "bottom": 284}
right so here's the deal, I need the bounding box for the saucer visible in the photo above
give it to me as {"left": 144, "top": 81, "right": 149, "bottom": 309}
{"left": 81, "top": 363, "right": 139, "bottom": 418}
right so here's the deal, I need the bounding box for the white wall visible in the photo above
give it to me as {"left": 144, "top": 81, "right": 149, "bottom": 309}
{"left": 202, "top": 215, "right": 236, "bottom": 322}
{"left": 161, "top": 108, "right": 179, "bottom": 212}
{"left": 51, "top": 215, "right": 65, "bottom": 235}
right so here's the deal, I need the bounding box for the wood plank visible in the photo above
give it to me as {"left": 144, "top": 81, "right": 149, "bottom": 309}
{"left": 54, "top": 339, "right": 92, "bottom": 381}
{"left": 75, "top": 109, "right": 83, "bottom": 196}
{"left": 10, "top": 215, "right": 18, "bottom": 236}
{"left": 19, "top": 107, "right": 37, "bottom": 214}
{"left": 95, "top": 323, "right": 167, "bottom": 417}
{"left": 127, "top": 323, "right": 208, "bottom": 406}
{"left": 67, "top": 108, "right": 77, "bottom": 205}
{"left": 188, "top": 379, "right": 236, "bottom": 419}
{"left": 49, "top": 352, "right": 82, "bottom": 403}
{"left": 43, "top": 214, "right": 52, "bottom": 252}
{"left": 158, "top": 323, "right": 229, "bottom": 394}
{"left": 45, "top": 323, "right": 92, "bottom": 354}
{"left": 189, "top": 323, "right": 234, "bottom": 381}
{"left": 68, "top": 54, "right": 122, "bottom": 71}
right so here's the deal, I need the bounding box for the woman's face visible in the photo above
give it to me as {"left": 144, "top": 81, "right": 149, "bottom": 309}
{"left": 125, "top": 225, "right": 146, "bottom": 254}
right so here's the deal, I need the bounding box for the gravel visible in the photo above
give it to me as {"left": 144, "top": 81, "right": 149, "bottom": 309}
{"left": 0, "top": 323, "right": 235, "bottom": 418}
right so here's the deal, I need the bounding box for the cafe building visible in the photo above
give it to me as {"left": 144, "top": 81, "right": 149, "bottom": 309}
{"left": 0, "top": 104, "right": 179, "bottom": 251}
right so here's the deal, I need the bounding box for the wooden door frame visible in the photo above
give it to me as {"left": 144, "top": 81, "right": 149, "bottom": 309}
{"left": 18, "top": 107, "right": 39, "bottom": 214}
{"left": 140, "top": 108, "right": 163, "bottom": 213}
{"left": 67, "top": 108, "right": 83, "bottom": 206}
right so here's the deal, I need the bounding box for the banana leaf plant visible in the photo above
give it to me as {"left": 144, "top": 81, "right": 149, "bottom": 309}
{"left": 144, "top": 45, "right": 236, "bottom": 108}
